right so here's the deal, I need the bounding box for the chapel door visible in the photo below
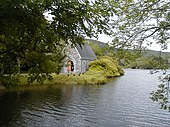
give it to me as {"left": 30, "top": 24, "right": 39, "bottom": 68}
{"left": 67, "top": 60, "right": 74, "bottom": 72}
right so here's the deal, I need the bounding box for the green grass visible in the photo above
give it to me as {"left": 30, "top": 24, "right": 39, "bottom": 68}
{"left": 18, "top": 73, "right": 107, "bottom": 86}
{"left": 18, "top": 56, "right": 124, "bottom": 86}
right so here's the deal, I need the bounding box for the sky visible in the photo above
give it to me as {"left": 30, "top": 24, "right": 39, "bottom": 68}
{"left": 91, "top": 34, "right": 170, "bottom": 52}
{"left": 43, "top": 12, "right": 170, "bottom": 52}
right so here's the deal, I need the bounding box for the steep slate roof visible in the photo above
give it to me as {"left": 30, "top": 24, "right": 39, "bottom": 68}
{"left": 75, "top": 44, "right": 96, "bottom": 60}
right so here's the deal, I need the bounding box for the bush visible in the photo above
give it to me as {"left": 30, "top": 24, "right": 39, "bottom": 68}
{"left": 87, "top": 56, "right": 124, "bottom": 78}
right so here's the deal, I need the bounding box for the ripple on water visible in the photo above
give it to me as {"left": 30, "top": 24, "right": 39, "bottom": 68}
{"left": 1, "top": 69, "right": 170, "bottom": 127}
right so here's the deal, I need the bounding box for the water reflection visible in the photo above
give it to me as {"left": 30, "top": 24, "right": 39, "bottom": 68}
{"left": 0, "top": 69, "right": 170, "bottom": 127}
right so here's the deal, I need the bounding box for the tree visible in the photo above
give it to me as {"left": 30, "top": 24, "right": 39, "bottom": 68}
{"left": 109, "top": 0, "right": 170, "bottom": 50}
{"left": 150, "top": 75, "right": 170, "bottom": 112}
{"left": 108, "top": 0, "right": 170, "bottom": 111}
{"left": 0, "top": 0, "right": 113, "bottom": 87}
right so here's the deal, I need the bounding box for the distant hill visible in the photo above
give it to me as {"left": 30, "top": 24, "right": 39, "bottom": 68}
{"left": 85, "top": 38, "right": 170, "bottom": 59}
{"left": 85, "top": 38, "right": 107, "bottom": 48}
{"left": 141, "top": 50, "right": 170, "bottom": 59}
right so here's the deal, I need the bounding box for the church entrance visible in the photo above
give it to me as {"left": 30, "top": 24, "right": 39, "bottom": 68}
{"left": 67, "top": 60, "right": 74, "bottom": 72}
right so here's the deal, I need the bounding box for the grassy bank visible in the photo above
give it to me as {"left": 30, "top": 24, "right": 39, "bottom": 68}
{"left": 18, "top": 56, "right": 124, "bottom": 86}
{"left": 19, "top": 73, "right": 108, "bottom": 86}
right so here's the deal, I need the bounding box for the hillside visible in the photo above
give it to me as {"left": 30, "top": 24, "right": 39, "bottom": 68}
{"left": 85, "top": 38, "right": 170, "bottom": 59}
{"left": 141, "top": 50, "right": 170, "bottom": 59}
{"left": 85, "top": 38, "right": 107, "bottom": 48}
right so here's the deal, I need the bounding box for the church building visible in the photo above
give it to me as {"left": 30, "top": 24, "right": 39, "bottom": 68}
{"left": 61, "top": 43, "right": 96, "bottom": 74}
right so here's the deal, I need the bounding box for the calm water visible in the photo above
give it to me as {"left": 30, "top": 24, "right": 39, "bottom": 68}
{"left": 0, "top": 69, "right": 170, "bottom": 127}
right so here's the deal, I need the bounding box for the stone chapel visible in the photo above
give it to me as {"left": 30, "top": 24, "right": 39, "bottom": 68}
{"left": 61, "top": 43, "right": 96, "bottom": 74}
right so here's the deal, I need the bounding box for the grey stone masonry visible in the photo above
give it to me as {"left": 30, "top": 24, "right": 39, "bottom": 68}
{"left": 61, "top": 44, "right": 96, "bottom": 74}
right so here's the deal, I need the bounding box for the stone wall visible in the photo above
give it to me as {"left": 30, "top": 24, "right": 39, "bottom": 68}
{"left": 61, "top": 47, "right": 93, "bottom": 74}
{"left": 81, "top": 59, "right": 91, "bottom": 73}
{"left": 61, "top": 47, "right": 81, "bottom": 73}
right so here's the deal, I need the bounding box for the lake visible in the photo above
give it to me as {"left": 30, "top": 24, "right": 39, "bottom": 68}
{"left": 0, "top": 69, "right": 170, "bottom": 127}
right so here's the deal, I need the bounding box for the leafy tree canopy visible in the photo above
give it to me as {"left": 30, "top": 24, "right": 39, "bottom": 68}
{"left": 0, "top": 0, "right": 114, "bottom": 87}
{"left": 110, "top": 0, "right": 170, "bottom": 111}
{"left": 109, "top": 0, "right": 170, "bottom": 50}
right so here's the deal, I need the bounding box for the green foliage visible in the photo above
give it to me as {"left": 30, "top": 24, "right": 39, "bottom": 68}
{"left": 0, "top": 75, "right": 20, "bottom": 88}
{"left": 87, "top": 56, "right": 124, "bottom": 78}
{"left": 18, "top": 56, "right": 124, "bottom": 86}
{"left": 87, "top": 39, "right": 142, "bottom": 67}
{"left": 88, "top": 42, "right": 109, "bottom": 56}
{"left": 114, "top": 49, "right": 142, "bottom": 67}
{"left": 129, "top": 56, "right": 169, "bottom": 69}
{"left": 19, "top": 73, "right": 107, "bottom": 86}
{"left": 0, "top": 0, "right": 113, "bottom": 87}
{"left": 53, "top": 74, "right": 107, "bottom": 85}
{"left": 150, "top": 75, "right": 170, "bottom": 111}
{"left": 108, "top": 0, "right": 170, "bottom": 50}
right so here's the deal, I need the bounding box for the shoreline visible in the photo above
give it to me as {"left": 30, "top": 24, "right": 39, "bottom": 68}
{"left": 0, "top": 56, "right": 125, "bottom": 90}
{"left": 0, "top": 74, "right": 120, "bottom": 92}
{"left": 0, "top": 72, "right": 123, "bottom": 91}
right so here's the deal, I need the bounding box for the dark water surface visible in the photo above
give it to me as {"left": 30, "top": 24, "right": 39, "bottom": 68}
{"left": 0, "top": 69, "right": 170, "bottom": 127}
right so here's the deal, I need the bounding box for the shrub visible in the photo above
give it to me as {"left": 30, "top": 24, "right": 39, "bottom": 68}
{"left": 87, "top": 56, "right": 124, "bottom": 78}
